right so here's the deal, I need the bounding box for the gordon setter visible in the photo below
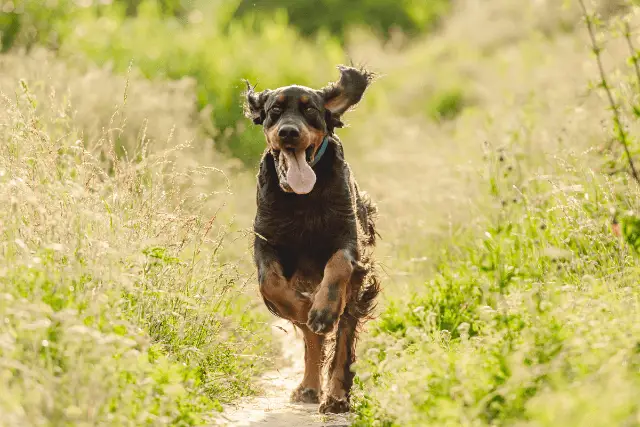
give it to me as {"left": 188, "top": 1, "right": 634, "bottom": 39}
{"left": 243, "top": 65, "right": 379, "bottom": 414}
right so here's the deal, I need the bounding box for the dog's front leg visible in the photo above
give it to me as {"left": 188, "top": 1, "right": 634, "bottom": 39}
{"left": 255, "top": 239, "right": 310, "bottom": 323}
{"left": 307, "top": 249, "right": 354, "bottom": 334}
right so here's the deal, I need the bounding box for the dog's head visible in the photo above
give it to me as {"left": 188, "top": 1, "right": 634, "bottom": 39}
{"left": 244, "top": 65, "right": 373, "bottom": 195}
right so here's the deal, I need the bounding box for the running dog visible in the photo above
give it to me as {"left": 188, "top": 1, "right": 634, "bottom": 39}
{"left": 243, "top": 65, "right": 380, "bottom": 413}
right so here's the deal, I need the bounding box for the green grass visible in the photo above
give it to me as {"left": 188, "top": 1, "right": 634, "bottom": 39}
{"left": 352, "top": 152, "right": 640, "bottom": 425}
{"left": 347, "top": 2, "right": 640, "bottom": 425}
{"left": 4, "top": 0, "right": 640, "bottom": 426}
{"left": 0, "top": 52, "right": 274, "bottom": 425}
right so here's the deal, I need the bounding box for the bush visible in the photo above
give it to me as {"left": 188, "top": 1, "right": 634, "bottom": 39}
{"left": 234, "top": 0, "right": 451, "bottom": 42}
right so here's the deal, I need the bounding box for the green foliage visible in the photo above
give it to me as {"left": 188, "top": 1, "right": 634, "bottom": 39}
{"left": 346, "top": 8, "right": 640, "bottom": 419}
{"left": 0, "top": 0, "right": 77, "bottom": 51}
{"left": 234, "top": 0, "right": 451, "bottom": 41}
{"left": 0, "top": 0, "right": 451, "bottom": 165}
{"left": 1, "top": 0, "right": 347, "bottom": 164}
{"left": 118, "top": 0, "right": 188, "bottom": 16}
{"left": 353, "top": 144, "right": 640, "bottom": 425}
{"left": 621, "top": 212, "right": 640, "bottom": 251}
{"left": 426, "top": 88, "right": 466, "bottom": 121}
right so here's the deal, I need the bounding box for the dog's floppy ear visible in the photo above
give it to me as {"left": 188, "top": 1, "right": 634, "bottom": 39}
{"left": 243, "top": 80, "right": 271, "bottom": 125}
{"left": 320, "top": 65, "right": 374, "bottom": 116}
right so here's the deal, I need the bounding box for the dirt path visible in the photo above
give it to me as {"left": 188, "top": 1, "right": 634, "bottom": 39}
{"left": 215, "top": 319, "right": 351, "bottom": 427}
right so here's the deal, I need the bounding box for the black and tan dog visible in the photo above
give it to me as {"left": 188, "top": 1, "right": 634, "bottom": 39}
{"left": 243, "top": 65, "right": 380, "bottom": 413}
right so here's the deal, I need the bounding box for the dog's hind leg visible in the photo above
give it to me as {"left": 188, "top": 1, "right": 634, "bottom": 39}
{"left": 319, "top": 308, "right": 358, "bottom": 414}
{"left": 290, "top": 323, "right": 324, "bottom": 403}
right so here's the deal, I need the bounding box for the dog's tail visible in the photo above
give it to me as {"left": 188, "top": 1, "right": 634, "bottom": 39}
{"left": 351, "top": 261, "right": 381, "bottom": 325}
{"left": 359, "top": 190, "right": 379, "bottom": 246}
{"left": 354, "top": 181, "right": 379, "bottom": 247}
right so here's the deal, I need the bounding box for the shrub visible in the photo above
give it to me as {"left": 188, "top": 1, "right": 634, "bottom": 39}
{"left": 426, "top": 87, "right": 466, "bottom": 121}
{"left": 234, "top": 0, "right": 451, "bottom": 42}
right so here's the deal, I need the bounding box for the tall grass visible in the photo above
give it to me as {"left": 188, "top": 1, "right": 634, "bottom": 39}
{"left": 345, "top": 1, "right": 640, "bottom": 425}
{"left": 0, "top": 51, "right": 273, "bottom": 426}
{"left": 6, "top": 0, "right": 640, "bottom": 425}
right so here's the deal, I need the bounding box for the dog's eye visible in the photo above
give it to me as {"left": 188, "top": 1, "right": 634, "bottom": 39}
{"left": 270, "top": 107, "right": 283, "bottom": 115}
{"left": 304, "top": 107, "right": 316, "bottom": 114}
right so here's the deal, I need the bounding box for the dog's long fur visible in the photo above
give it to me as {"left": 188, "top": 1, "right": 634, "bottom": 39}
{"left": 254, "top": 135, "right": 380, "bottom": 320}
{"left": 244, "top": 65, "right": 379, "bottom": 414}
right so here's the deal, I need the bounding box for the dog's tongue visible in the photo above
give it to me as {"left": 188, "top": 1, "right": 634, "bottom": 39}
{"left": 283, "top": 149, "right": 316, "bottom": 194}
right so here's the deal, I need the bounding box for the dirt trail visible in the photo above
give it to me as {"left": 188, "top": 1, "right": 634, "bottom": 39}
{"left": 215, "top": 319, "right": 351, "bottom": 427}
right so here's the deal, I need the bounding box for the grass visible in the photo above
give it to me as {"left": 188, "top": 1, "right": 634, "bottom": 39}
{"left": 5, "top": 0, "right": 640, "bottom": 426}
{"left": 0, "top": 51, "right": 274, "bottom": 426}
{"left": 352, "top": 155, "right": 640, "bottom": 425}
{"left": 345, "top": 1, "right": 640, "bottom": 425}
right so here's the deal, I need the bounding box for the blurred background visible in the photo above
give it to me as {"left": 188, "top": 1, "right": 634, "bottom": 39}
{"left": 0, "top": 0, "right": 450, "bottom": 164}
{"left": 0, "top": 0, "right": 629, "bottom": 165}
{"left": 0, "top": 0, "right": 630, "bottom": 166}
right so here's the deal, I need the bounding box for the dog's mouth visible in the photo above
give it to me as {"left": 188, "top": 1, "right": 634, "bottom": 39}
{"left": 274, "top": 146, "right": 317, "bottom": 195}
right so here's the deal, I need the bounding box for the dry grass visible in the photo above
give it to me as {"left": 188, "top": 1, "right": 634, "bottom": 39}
{"left": 332, "top": 0, "right": 635, "bottom": 296}
{"left": 0, "top": 50, "right": 273, "bottom": 426}
{"left": 5, "top": 0, "right": 640, "bottom": 425}
{"left": 342, "top": 1, "right": 640, "bottom": 425}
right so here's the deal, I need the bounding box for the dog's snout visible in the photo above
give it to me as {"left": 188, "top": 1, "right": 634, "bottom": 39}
{"left": 278, "top": 125, "right": 300, "bottom": 142}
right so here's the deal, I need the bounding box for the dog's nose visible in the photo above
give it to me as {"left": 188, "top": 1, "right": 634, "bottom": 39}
{"left": 278, "top": 125, "right": 300, "bottom": 142}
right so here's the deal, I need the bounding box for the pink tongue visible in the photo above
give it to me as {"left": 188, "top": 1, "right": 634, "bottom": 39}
{"left": 283, "top": 149, "right": 316, "bottom": 194}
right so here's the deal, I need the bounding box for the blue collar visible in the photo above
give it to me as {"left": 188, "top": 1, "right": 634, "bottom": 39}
{"left": 309, "top": 135, "right": 329, "bottom": 168}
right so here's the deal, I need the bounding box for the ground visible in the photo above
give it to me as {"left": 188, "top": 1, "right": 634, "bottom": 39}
{"left": 218, "top": 319, "right": 350, "bottom": 427}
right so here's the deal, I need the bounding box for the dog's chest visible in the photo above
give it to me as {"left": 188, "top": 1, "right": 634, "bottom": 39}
{"left": 256, "top": 182, "right": 355, "bottom": 253}
{"left": 258, "top": 195, "right": 353, "bottom": 248}
{"left": 254, "top": 149, "right": 357, "bottom": 254}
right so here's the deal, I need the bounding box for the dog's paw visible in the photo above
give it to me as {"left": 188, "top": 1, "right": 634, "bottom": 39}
{"left": 290, "top": 385, "right": 321, "bottom": 404}
{"left": 307, "top": 307, "right": 339, "bottom": 334}
{"left": 319, "top": 395, "right": 350, "bottom": 414}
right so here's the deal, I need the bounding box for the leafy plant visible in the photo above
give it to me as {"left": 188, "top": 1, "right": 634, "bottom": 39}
{"left": 234, "top": 0, "right": 450, "bottom": 42}
{"left": 426, "top": 87, "right": 466, "bottom": 121}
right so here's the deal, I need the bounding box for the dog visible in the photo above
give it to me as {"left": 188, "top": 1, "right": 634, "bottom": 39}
{"left": 243, "top": 65, "right": 380, "bottom": 414}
